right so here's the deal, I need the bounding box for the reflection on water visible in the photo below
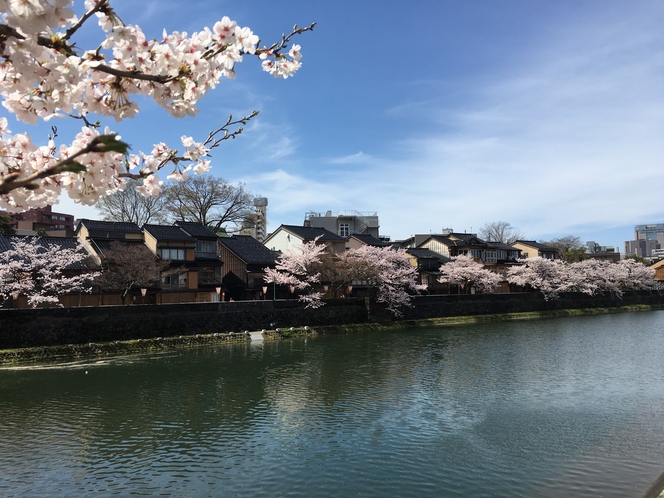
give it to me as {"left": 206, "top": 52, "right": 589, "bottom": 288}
{"left": 1, "top": 312, "right": 664, "bottom": 497}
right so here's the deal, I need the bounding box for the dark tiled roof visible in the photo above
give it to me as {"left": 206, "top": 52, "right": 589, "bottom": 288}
{"left": 515, "top": 240, "right": 557, "bottom": 251}
{"left": 406, "top": 248, "right": 447, "bottom": 261}
{"left": 143, "top": 224, "right": 195, "bottom": 241}
{"left": 390, "top": 237, "right": 415, "bottom": 249}
{"left": 277, "top": 225, "right": 345, "bottom": 241}
{"left": 173, "top": 221, "right": 219, "bottom": 239}
{"left": 348, "top": 233, "right": 389, "bottom": 247}
{"left": 448, "top": 232, "right": 478, "bottom": 241}
{"left": 420, "top": 234, "right": 455, "bottom": 246}
{"left": 1, "top": 235, "right": 97, "bottom": 270}
{"left": 0, "top": 233, "right": 10, "bottom": 251}
{"left": 421, "top": 234, "right": 486, "bottom": 248}
{"left": 218, "top": 235, "right": 279, "bottom": 265}
{"left": 89, "top": 238, "right": 153, "bottom": 260}
{"left": 486, "top": 241, "right": 519, "bottom": 251}
{"left": 77, "top": 219, "right": 142, "bottom": 233}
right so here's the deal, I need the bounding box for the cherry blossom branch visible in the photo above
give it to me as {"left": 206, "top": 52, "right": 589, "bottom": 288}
{"left": 117, "top": 111, "right": 259, "bottom": 180}
{"left": 0, "top": 135, "right": 128, "bottom": 195}
{"left": 258, "top": 22, "right": 317, "bottom": 56}
{"left": 202, "top": 111, "right": 260, "bottom": 149}
{"left": 0, "top": 24, "right": 24, "bottom": 41}
{"left": 91, "top": 64, "right": 172, "bottom": 83}
{"left": 0, "top": 1, "right": 314, "bottom": 211}
{"left": 63, "top": 0, "right": 113, "bottom": 41}
{"left": 0, "top": 25, "right": 75, "bottom": 56}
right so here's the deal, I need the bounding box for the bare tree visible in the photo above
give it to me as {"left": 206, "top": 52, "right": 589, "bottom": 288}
{"left": 162, "top": 175, "right": 254, "bottom": 233}
{"left": 96, "top": 179, "right": 167, "bottom": 226}
{"left": 96, "top": 241, "right": 171, "bottom": 305}
{"left": 544, "top": 235, "right": 583, "bottom": 252}
{"left": 542, "top": 235, "right": 586, "bottom": 262}
{"left": 478, "top": 221, "right": 524, "bottom": 244}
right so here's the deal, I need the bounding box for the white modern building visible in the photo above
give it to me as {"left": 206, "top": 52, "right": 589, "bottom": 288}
{"left": 303, "top": 210, "right": 382, "bottom": 239}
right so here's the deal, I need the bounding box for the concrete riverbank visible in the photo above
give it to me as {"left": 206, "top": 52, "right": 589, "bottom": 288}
{"left": 642, "top": 469, "right": 664, "bottom": 498}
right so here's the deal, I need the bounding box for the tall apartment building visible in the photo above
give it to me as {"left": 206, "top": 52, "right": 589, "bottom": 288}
{"left": 239, "top": 197, "right": 268, "bottom": 242}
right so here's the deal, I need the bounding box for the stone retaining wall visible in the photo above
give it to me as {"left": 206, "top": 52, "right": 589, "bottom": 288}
{"left": 399, "top": 290, "right": 664, "bottom": 320}
{"left": 0, "top": 299, "right": 367, "bottom": 349}
{"left": 1, "top": 291, "right": 664, "bottom": 350}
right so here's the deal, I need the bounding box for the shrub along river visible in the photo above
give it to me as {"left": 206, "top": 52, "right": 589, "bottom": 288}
{"left": 1, "top": 311, "right": 664, "bottom": 497}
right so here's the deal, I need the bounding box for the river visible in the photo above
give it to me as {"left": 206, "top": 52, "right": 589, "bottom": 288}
{"left": 1, "top": 311, "right": 663, "bottom": 497}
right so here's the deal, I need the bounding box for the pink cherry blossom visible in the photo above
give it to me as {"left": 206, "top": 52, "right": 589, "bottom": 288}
{"left": 264, "top": 236, "right": 327, "bottom": 308}
{"left": 0, "top": 236, "right": 99, "bottom": 307}
{"left": 0, "top": 1, "right": 314, "bottom": 211}
{"left": 438, "top": 254, "right": 502, "bottom": 294}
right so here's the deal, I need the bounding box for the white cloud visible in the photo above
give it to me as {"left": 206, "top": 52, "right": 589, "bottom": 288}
{"left": 236, "top": 169, "right": 343, "bottom": 219}
{"left": 343, "top": 9, "right": 664, "bottom": 242}
{"left": 326, "top": 151, "right": 373, "bottom": 165}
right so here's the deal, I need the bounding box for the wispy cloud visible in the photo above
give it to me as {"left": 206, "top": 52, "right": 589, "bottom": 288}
{"left": 326, "top": 152, "right": 373, "bottom": 165}
{"left": 357, "top": 9, "right": 664, "bottom": 240}
{"left": 235, "top": 170, "right": 343, "bottom": 226}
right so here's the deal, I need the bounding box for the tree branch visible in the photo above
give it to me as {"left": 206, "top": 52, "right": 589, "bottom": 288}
{"left": 91, "top": 64, "right": 173, "bottom": 83}
{"left": 258, "top": 22, "right": 317, "bottom": 56}
{"left": 0, "top": 135, "right": 129, "bottom": 195}
{"left": 64, "top": 0, "right": 111, "bottom": 41}
{"left": 116, "top": 111, "right": 259, "bottom": 180}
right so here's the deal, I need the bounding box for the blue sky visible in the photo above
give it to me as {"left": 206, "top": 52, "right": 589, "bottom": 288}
{"left": 5, "top": 0, "right": 664, "bottom": 247}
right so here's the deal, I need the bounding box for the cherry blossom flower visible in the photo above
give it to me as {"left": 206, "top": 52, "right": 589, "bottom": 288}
{"left": 264, "top": 236, "right": 327, "bottom": 308}
{"left": 0, "top": 235, "right": 99, "bottom": 307}
{"left": 438, "top": 254, "right": 502, "bottom": 294}
{"left": 0, "top": 1, "right": 314, "bottom": 211}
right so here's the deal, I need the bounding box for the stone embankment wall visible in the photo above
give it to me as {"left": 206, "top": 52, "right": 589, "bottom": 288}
{"left": 1, "top": 291, "right": 664, "bottom": 350}
{"left": 398, "top": 290, "right": 664, "bottom": 320}
{"left": 0, "top": 299, "right": 367, "bottom": 349}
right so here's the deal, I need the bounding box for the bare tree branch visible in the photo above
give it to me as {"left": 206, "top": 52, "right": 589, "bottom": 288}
{"left": 96, "top": 179, "right": 167, "bottom": 226}
{"left": 478, "top": 221, "right": 524, "bottom": 245}
{"left": 161, "top": 175, "right": 254, "bottom": 232}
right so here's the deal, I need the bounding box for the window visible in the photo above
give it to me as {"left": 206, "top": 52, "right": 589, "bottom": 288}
{"left": 339, "top": 223, "right": 349, "bottom": 237}
{"left": 485, "top": 251, "right": 497, "bottom": 263}
{"left": 161, "top": 248, "right": 185, "bottom": 260}
{"left": 195, "top": 241, "right": 217, "bottom": 258}
{"left": 199, "top": 267, "right": 219, "bottom": 284}
{"left": 470, "top": 249, "right": 481, "bottom": 258}
{"left": 178, "top": 273, "right": 188, "bottom": 287}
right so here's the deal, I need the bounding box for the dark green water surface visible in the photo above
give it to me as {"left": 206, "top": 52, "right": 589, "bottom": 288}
{"left": 1, "top": 311, "right": 664, "bottom": 497}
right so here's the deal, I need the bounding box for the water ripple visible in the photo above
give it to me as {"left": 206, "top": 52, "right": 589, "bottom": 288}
{"left": 1, "top": 312, "right": 664, "bottom": 496}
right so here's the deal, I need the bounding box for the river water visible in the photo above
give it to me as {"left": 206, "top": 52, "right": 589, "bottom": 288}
{"left": 1, "top": 311, "right": 664, "bottom": 497}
